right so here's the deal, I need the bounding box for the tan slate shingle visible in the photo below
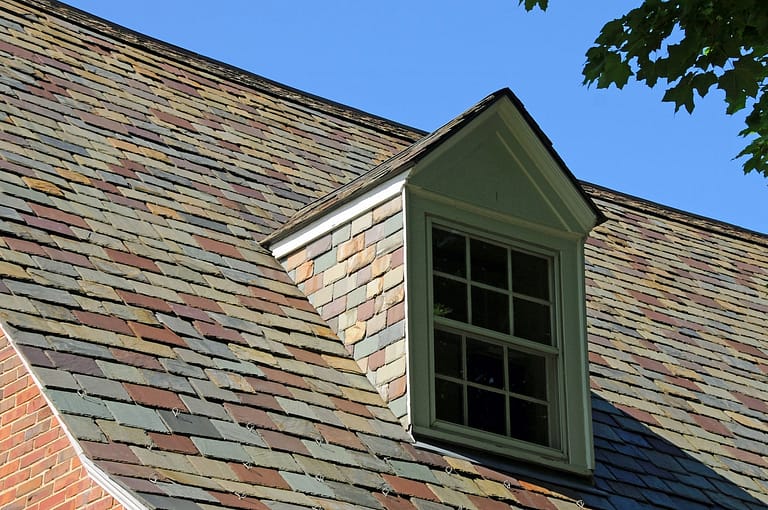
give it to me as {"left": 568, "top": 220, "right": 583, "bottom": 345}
{"left": 0, "top": 1, "right": 767, "bottom": 509}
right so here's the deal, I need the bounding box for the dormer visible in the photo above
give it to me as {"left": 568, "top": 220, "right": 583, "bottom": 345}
{"left": 265, "top": 89, "right": 604, "bottom": 476}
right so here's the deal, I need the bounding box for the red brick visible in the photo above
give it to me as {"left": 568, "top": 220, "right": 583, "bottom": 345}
{"left": 124, "top": 383, "right": 185, "bottom": 410}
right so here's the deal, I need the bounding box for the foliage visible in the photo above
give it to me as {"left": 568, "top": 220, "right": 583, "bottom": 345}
{"left": 519, "top": 0, "right": 768, "bottom": 177}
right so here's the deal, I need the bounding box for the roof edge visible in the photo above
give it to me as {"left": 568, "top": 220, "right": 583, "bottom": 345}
{"left": 0, "top": 323, "right": 149, "bottom": 510}
{"left": 582, "top": 181, "right": 768, "bottom": 246}
{"left": 266, "top": 89, "right": 606, "bottom": 246}
{"left": 34, "top": 0, "right": 426, "bottom": 142}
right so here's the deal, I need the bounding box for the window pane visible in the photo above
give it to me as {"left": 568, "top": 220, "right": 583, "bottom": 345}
{"left": 508, "top": 350, "right": 547, "bottom": 399}
{"left": 509, "top": 397, "right": 549, "bottom": 446}
{"left": 468, "top": 387, "right": 505, "bottom": 435}
{"left": 435, "top": 378, "right": 464, "bottom": 425}
{"left": 471, "top": 286, "right": 509, "bottom": 333}
{"left": 511, "top": 251, "right": 549, "bottom": 300}
{"left": 434, "top": 329, "right": 463, "bottom": 378}
{"left": 433, "top": 228, "right": 466, "bottom": 277}
{"left": 470, "top": 238, "right": 507, "bottom": 289}
{"left": 433, "top": 276, "right": 467, "bottom": 323}
{"left": 466, "top": 338, "right": 504, "bottom": 389}
{"left": 513, "top": 298, "right": 551, "bottom": 344}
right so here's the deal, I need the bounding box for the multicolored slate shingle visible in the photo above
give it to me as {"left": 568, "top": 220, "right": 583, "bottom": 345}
{"left": 0, "top": 1, "right": 766, "bottom": 509}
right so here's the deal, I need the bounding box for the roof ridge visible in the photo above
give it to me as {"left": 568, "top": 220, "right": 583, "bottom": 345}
{"left": 27, "top": 0, "right": 426, "bottom": 143}
{"left": 582, "top": 181, "right": 768, "bottom": 246}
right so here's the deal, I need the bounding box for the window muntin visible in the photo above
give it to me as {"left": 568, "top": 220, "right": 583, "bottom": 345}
{"left": 430, "top": 224, "right": 559, "bottom": 448}
{"left": 432, "top": 226, "right": 553, "bottom": 344}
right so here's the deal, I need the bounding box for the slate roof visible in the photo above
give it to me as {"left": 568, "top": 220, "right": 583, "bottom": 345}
{"left": 266, "top": 89, "right": 604, "bottom": 246}
{"left": 0, "top": 1, "right": 766, "bottom": 510}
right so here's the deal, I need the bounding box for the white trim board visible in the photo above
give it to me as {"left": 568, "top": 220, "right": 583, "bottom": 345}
{"left": 270, "top": 172, "right": 409, "bottom": 259}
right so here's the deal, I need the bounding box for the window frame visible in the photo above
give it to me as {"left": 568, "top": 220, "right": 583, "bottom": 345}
{"left": 429, "top": 220, "right": 562, "bottom": 448}
{"left": 407, "top": 187, "right": 594, "bottom": 476}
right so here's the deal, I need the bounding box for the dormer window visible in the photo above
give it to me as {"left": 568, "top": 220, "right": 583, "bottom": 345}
{"left": 268, "top": 89, "right": 602, "bottom": 477}
{"left": 407, "top": 186, "right": 596, "bottom": 475}
{"left": 430, "top": 222, "right": 559, "bottom": 449}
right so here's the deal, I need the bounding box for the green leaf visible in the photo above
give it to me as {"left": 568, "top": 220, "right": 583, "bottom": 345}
{"left": 662, "top": 77, "right": 696, "bottom": 114}
{"left": 691, "top": 72, "right": 718, "bottom": 97}
{"left": 518, "top": 0, "right": 547, "bottom": 12}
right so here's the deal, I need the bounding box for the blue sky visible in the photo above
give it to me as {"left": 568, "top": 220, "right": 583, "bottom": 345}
{"left": 63, "top": 1, "right": 766, "bottom": 234}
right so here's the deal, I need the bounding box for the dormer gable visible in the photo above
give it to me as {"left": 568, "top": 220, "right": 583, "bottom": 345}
{"left": 267, "top": 89, "right": 602, "bottom": 475}
{"left": 406, "top": 89, "right": 602, "bottom": 235}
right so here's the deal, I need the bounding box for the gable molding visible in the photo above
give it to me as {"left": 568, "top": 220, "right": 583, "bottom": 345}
{"left": 270, "top": 172, "right": 409, "bottom": 259}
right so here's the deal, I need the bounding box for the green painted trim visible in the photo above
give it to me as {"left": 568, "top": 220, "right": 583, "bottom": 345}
{"left": 406, "top": 188, "right": 594, "bottom": 475}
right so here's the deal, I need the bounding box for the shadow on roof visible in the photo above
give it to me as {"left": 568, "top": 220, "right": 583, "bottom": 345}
{"left": 586, "top": 393, "right": 765, "bottom": 510}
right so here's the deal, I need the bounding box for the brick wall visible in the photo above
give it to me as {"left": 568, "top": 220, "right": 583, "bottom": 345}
{"left": 281, "top": 196, "right": 409, "bottom": 422}
{"left": 0, "top": 334, "right": 123, "bottom": 510}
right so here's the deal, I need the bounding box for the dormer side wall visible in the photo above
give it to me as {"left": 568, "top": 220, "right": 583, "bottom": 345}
{"left": 277, "top": 196, "right": 408, "bottom": 423}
